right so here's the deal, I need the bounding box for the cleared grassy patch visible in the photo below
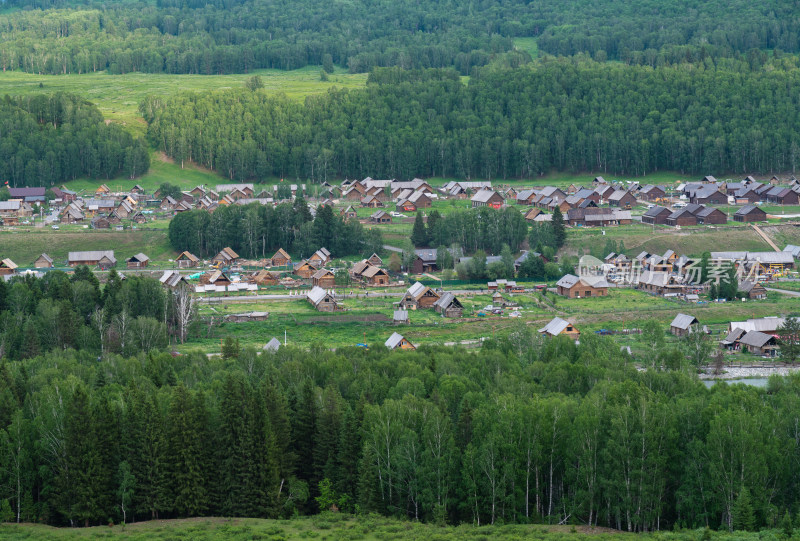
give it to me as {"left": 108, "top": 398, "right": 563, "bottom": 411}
{"left": 0, "top": 66, "right": 367, "bottom": 138}
{"left": 0, "top": 228, "right": 174, "bottom": 267}
{"left": 566, "top": 223, "right": 800, "bottom": 257}
{"left": 61, "top": 152, "right": 227, "bottom": 194}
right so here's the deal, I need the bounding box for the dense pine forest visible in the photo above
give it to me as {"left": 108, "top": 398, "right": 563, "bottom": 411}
{"left": 0, "top": 0, "right": 797, "bottom": 75}
{"left": 0, "top": 321, "right": 798, "bottom": 532}
{"left": 0, "top": 93, "right": 149, "bottom": 187}
{"left": 143, "top": 62, "right": 800, "bottom": 181}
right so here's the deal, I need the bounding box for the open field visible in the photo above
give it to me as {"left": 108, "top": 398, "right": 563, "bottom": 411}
{"left": 0, "top": 228, "right": 174, "bottom": 267}
{"left": 0, "top": 514, "right": 772, "bottom": 541}
{"left": 190, "top": 286, "right": 800, "bottom": 354}
{"left": 61, "top": 152, "right": 226, "bottom": 194}
{"left": 566, "top": 223, "right": 800, "bottom": 257}
{"left": 0, "top": 66, "right": 368, "bottom": 138}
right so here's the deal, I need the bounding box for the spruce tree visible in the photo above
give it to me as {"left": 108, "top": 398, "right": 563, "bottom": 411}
{"left": 552, "top": 206, "right": 566, "bottom": 248}
{"left": 411, "top": 211, "right": 428, "bottom": 247}
{"left": 60, "top": 385, "right": 96, "bottom": 526}
{"left": 731, "top": 486, "right": 755, "bottom": 531}
{"left": 291, "top": 380, "right": 318, "bottom": 508}
{"left": 166, "top": 385, "right": 207, "bottom": 517}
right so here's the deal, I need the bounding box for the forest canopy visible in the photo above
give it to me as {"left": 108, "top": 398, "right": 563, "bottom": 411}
{"left": 0, "top": 327, "right": 799, "bottom": 532}
{"left": 0, "top": 93, "right": 149, "bottom": 187}
{"left": 143, "top": 63, "right": 800, "bottom": 181}
{"left": 0, "top": 0, "right": 796, "bottom": 75}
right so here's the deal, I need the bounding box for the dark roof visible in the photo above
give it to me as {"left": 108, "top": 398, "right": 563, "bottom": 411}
{"left": 8, "top": 187, "right": 45, "bottom": 197}
{"left": 735, "top": 205, "right": 765, "bottom": 216}
{"left": 643, "top": 206, "right": 670, "bottom": 217}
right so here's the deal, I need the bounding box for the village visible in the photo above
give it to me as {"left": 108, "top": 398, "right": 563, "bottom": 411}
{"left": 2, "top": 173, "right": 800, "bottom": 368}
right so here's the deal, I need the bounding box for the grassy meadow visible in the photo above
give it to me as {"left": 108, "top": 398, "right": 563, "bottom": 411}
{"left": 0, "top": 228, "right": 174, "bottom": 267}
{"left": 0, "top": 66, "right": 368, "bottom": 138}
{"left": 190, "top": 285, "right": 800, "bottom": 354}
{"left": 0, "top": 514, "right": 775, "bottom": 541}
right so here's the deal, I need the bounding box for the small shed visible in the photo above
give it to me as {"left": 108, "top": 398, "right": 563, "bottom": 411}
{"left": 271, "top": 248, "right": 292, "bottom": 267}
{"left": 433, "top": 292, "right": 464, "bottom": 318}
{"left": 294, "top": 261, "right": 317, "bottom": 279}
{"left": 393, "top": 310, "right": 410, "bottom": 325}
{"left": 385, "top": 332, "right": 416, "bottom": 350}
{"left": 311, "top": 268, "right": 336, "bottom": 288}
{"left": 34, "top": 253, "right": 54, "bottom": 269}
{"left": 369, "top": 210, "right": 391, "bottom": 223}
{"left": 670, "top": 313, "right": 699, "bottom": 336}
{"left": 0, "top": 258, "right": 18, "bottom": 276}
{"left": 263, "top": 338, "right": 281, "bottom": 352}
{"left": 307, "top": 286, "right": 341, "bottom": 312}
{"left": 739, "top": 280, "right": 767, "bottom": 300}
{"left": 733, "top": 205, "right": 767, "bottom": 223}
{"left": 176, "top": 251, "right": 200, "bottom": 268}
{"left": 212, "top": 247, "right": 239, "bottom": 265}
{"left": 538, "top": 317, "right": 580, "bottom": 340}
{"left": 126, "top": 253, "right": 150, "bottom": 269}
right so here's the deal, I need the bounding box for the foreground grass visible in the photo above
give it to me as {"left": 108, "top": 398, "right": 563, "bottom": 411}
{"left": 0, "top": 514, "right": 777, "bottom": 541}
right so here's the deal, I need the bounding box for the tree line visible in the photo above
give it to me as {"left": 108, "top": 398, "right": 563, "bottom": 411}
{"left": 0, "top": 92, "right": 149, "bottom": 187}
{"left": 1, "top": 0, "right": 798, "bottom": 75}
{"left": 0, "top": 267, "right": 196, "bottom": 361}
{"left": 142, "top": 61, "right": 800, "bottom": 181}
{"left": 167, "top": 201, "right": 383, "bottom": 260}
{"left": 1, "top": 327, "right": 799, "bottom": 531}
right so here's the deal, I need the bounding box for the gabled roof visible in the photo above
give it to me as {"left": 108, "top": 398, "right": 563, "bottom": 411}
{"left": 159, "top": 270, "right": 186, "bottom": 288}
{"left": 37, "top": 253, "right": 53, "bottom": 264}
{"left": 556, "top": 274, "right": 580, "bottom": 288}
{"left": 729, "top": 317, "right": 786, "bottom": 333}
{"left": 670, "top": 313, "right": 698, "bottom": 330}
{"left": 406, "top": 281, "right": 428, "bottom": 299}
{"left": 307, "top": 285, "right": 332, "bottom": 305}
{"left": 0, "top": 259, "right": 18, "bottom": 270}
{"left": 433, "top": 292, "right": 463, "bottom": 310}
{"left": 177, "top": 251, "right": 200, "bottom": 262}
{"left": 723, "top": 327, "right": 746, "bottom": 344}
{"left": 471, "top": 188, "right": 502, "bottom": 203}
{"left": 263, "top": 338, "right": 281, "bottom": 352}
{"left": 370, "top": 210, "right": 390, "bottom": 219}
{"left": 538, "top": 317, "right": 572, "bottom": 336}
{"left": 414, "top": 248, "right": 438, "bottom": 263}
{"left": 127, "top": 253, "right": 149, "bottom": 263}
{"left": 312, "top": 268, "right": 334, "bottom": 280}
{"left": 784, "top": 245, "right": 800, "bottom": 257}
{"left": 739, "top": 330, "right": 777, "bottom": 348}
{"left": 385, "top": 332, "right": 406, "bottom": 349}
{"left": 735, "top": 204, "right": 764, "bottom": 216}
{"left": 68, "top": 251, "right": 116, "bottom": 263}
{"left": 272, "top": 248, "right": 291, "bottom": 260}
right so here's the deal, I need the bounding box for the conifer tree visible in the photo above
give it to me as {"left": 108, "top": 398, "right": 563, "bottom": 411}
{"left": 732, "top": 486, "right": 756, "bottom": 531}
{"left": 551, "top": 206, "right": 566, "bottom": 248}
{"left": 411, "top": 211, "right": 429, "bottom": 247}
{"left": 166, "top": 385, "right": 207, "bottom": 517}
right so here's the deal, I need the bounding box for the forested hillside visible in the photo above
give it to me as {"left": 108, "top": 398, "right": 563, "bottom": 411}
{"left": 0, "top": 93, "right": 149, "bottom": 187}
{"left": 142, "top": 63, "right": 800, "bottom": 181}
{"left": 0, "top": 0, "right": 796, "bottom": 75}
{"left": 0, "top": 325, "right": 798, "bottom": 531}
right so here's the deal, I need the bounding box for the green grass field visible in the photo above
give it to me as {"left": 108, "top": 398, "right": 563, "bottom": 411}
{"left": 0, "top": 66, "right": 368, "bottom": 138}
{"left": 0, "top": 228, "right": 174, "bottom": 267}
{"left": 61, "top": 152, "right": 226, "bottom": 194}
{"left": 0, "top": 512, "right": 785, "bottom": 541}
{"left": 567, "top": 223, "right": 800, "bottom": 257}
